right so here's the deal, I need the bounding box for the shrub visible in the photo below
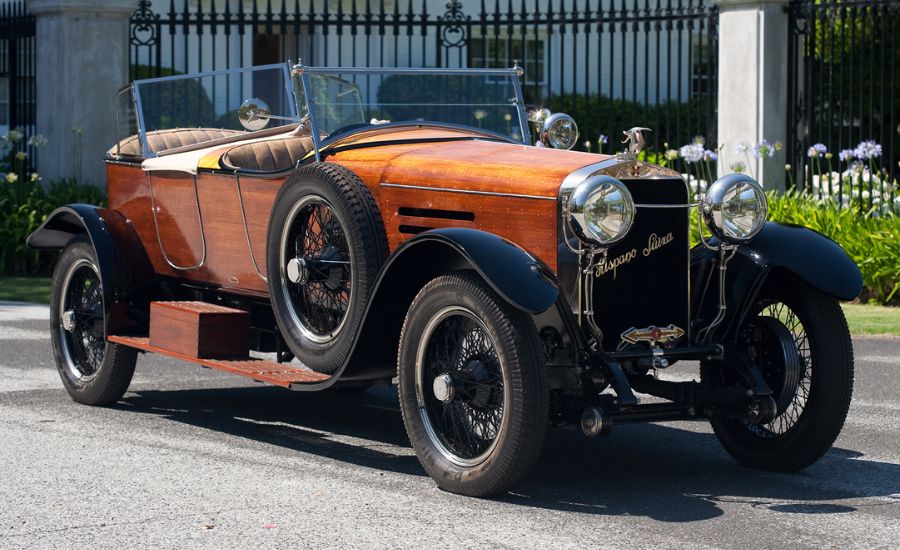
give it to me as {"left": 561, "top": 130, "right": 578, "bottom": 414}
{"left": 692, "top": 191, "right": 900, "bottom": 305}
{"left": 0, "top": 177, "right": 106, "bottom": 275}
{"left": 543, "top": 93, "right": 713, "bottom": 154}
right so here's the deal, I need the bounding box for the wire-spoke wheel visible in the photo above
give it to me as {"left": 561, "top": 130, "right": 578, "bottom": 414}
{"left": 398, "top": 273, "right": 547, "bottom": 497}
{"left": 416, "top": 306, "right": 506, "bottom": 467}
{"left": 267, "top": 163, "right": 387, "bottom": 374}
{"left": 280, "top": 195, "right": 353, "bottom": 343}
{"left": 703, "top": 274, "right": 854, "bottom": 472}
{"left": 50, "top": 237, "right": 136, "bottom": 405}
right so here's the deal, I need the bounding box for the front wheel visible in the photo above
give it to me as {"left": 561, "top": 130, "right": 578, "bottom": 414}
{"left": 50, "top": 237, "right": 137, "bottom": 405}
{"left": 703, "top": 275, "right": 854, "bottom": 472}
{"left": 397, "top": 273, "right": 548, "bottom": 497}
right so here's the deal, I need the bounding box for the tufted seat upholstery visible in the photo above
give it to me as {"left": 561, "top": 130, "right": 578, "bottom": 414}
{"left": 220, "top": 137, "right": 315, "bottom": 173}
{"left": 109, "top": 128, "right": 245, "bottom": 158}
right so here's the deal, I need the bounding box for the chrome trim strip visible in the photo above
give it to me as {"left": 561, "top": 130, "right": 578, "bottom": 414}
{"left": 303, "top": 66, "right": 520, "bottom": 76}
{"left": 133, "top": 63, "right": 288, "bottom": 85}
{"left": 235, "top": 176, "right": 268, "bottom": 283}
{"left": 147, "top": 172, "right": 207, "bottom": 271}
{"left": 380, "top": 182, "right": 556, "bottom": 201}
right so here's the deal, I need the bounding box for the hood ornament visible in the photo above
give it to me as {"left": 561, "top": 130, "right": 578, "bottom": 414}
{"left": 618, "top": 127, "right": 651, "bottom": 160}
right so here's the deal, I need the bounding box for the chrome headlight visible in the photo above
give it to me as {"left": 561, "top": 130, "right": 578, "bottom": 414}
{"left": 702, "top": 174, "right": 767, "bottom": 242}
{"left": 567, "top": 176, "right": 635, "bottom": 246}
{"left": 541, "top": 113, "right": 579, "bottom": 150}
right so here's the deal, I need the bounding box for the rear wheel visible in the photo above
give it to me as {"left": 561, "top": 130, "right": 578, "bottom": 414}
{"left": 50, "top": 237, "right": 137, "bottom": 405}
{"left": 703, "top": 275, "right": 854, "bottom": 472}
{"left": 397, "top": 273, "right": 548, "bottom": 497}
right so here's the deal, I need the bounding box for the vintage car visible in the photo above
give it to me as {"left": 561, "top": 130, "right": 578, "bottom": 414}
{"left": 27, "top": 63, "right": 862, "bottom": 497}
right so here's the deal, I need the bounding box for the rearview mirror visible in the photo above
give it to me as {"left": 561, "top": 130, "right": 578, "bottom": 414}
{"left": 238, "top": 98, "right": 271, "bottom": 131}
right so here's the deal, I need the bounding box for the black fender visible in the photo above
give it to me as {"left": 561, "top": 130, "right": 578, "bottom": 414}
{"left": 26, "top": 204, "right": 156, "bottom": 334}
{"left": 691, "top": 221, "right": 862, "bottom": 343}
{"left": 297, "top": 227, "right": 560, "bottom": 389}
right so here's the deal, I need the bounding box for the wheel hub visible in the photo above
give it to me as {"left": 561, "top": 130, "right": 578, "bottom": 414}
{"left": 61, "top": 310, "right": 76, "bottom": 332}
{"left": 286, "top": 257, "right": 309, "bottom": 284}
{"left": 746, "top": 316, "right": 802, "bottom": 414}
{"left": 432, "top": 373, "right": 455, "bottom": 403}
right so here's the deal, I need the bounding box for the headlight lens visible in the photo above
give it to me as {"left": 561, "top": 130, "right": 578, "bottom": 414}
{"left": 541, "top": 113, "right": 579, "bottom": 150}
{"left": 703, "top": 174, "right": 767, "bottom": 242}
{"left": 567, "top": 176, "right": 635, "bottom": 246}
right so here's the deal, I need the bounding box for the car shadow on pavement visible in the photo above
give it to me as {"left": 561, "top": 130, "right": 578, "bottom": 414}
{"left": 116, "top": 384, "right": 900, "bottom": 523}
{"left": 116, "top": 384, "right": 424, "bottom": 476}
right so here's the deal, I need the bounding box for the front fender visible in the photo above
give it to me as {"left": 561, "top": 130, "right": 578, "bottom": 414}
{"left": 691, "top": 221, "right": 862, "bottom": 343}
{"left": 737, "top": 222, "right": 862, "bottom": 300}
{"left": 26, "top": 204, "right": 156, "bottom": 333}
{"left": 389, "top": 228, "right": 560, "bottom": 314}
{"left": 310, "top": 228, "right": 560, "bottom": 388}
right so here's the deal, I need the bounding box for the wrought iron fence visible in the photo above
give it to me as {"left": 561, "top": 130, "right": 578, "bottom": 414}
{"left": 787, "top": 0, "right": 899, "bottom": 212}
{"left": 129, "top": 0, "right": 719, "bottom": 154}
{"left": 0, "top": 0, "right": 36, "bottom": 158}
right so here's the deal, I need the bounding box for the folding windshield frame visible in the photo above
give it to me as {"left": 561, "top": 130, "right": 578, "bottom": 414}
{"left": 130, "top": 63, "right": 297, "bottom": 158}
{"left": 127, "top": 63, "right": 529, "bottom": 161}
{"left": 294, "top": 66, "right": 530, "bottom": 162}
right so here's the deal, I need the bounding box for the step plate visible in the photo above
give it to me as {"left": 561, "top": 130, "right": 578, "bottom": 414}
{"left": 108, "top": 335, "right": 329, "bottom": 388}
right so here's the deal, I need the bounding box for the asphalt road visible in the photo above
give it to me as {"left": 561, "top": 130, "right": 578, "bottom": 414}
{"left": 1, "top": 301, "right": 898, "bottom": 549}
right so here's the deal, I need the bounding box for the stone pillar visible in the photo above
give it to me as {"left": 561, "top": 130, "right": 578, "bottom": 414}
{"left": 28, "top": 0, "right": 135, "bottom": 187}
{"left": 714, "top": 0, "right": 789, "bottom": 191}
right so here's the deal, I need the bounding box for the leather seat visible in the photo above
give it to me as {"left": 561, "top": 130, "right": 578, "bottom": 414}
{"left": 109, "top": 128, "right": 244, "bottom": 158}
{"left": 220, "top": 137, "right": 315, "bottom": 173}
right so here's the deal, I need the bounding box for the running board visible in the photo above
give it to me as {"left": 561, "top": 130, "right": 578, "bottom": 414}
{"left": 107, "top": 335, "right": 329, "bottom": 388}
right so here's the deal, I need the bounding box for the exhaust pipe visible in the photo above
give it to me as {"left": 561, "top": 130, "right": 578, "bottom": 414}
{"left": 581, "top": 407, "right": 612, "bottom": 438}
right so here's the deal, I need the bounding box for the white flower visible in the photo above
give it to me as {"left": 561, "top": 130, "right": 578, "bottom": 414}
{"left": 473, "top": 110, "right": 487, "bottom": 121}
{"left": 6, "top": 129, "right": 23, "bottom": 143}
{"left": 807, "top": 143, "right": 827, "bottom": 158}
{"left": 5, "top": 173, "right": 18, "bottom": 183}
{"left": 854, "top": 140, "right": 882, "bottom": 160}
{"left": 27, "top": 134, "right": 47, "bottom": 147}
{"left": 665, "top": 149, "right": 679, "bottom": 161}
{"left": 679, "top": 142, "right": 704, "bottom": 163}
{"left": 735, "top": 143, "right": 749, "bottom": 155}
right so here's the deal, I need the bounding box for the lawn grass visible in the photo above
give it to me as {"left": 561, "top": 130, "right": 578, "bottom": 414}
{"left": 0, "top": 276, "right": 897, "bottom": 337}
{"left": 841, "top": 303, "right": 900, "bottom": 337}
{"left": 0, "top": 276, "right": 51, "bottom": 304}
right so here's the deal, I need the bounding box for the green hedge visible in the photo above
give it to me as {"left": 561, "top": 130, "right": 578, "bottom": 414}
{"left": 543, "top": 93, "right": 713, "bottom": 153}
{"left": 0, "top": 178, "right": 106, "bottom": 275}
{"left": 691, "top": 191, "right": 900, "bottom": 305}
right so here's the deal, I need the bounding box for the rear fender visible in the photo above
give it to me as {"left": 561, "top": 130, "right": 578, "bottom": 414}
{"left": 26, "top": 204, "right": 156, "bottom": 334}
{"left": 691, "top": 221, "right": 862, "bottom": 343}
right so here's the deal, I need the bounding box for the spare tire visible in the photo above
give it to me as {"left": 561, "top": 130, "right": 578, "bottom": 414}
{"left": 267, "top": 163, "right": 388, "bottom": 374}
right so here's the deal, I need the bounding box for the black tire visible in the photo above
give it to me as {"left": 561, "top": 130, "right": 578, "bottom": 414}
{"left": 397, "top": 273, "right": 548, "bottom": 497}
{"left": 703, "top": 274, "right": 854, "bottom": 472}
{"left": 49, "top": 236, "right": 137, "bottom": 405}
{"left": 267, "top": 163, "right": 388, "bottom": 374}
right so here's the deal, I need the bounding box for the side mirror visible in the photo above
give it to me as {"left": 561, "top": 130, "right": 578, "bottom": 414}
{"left": 238, "top": 98, "right": 271, "bottom": 131}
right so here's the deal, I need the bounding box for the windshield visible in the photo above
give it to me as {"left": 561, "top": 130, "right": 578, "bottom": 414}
{"left": 298, "top": 67, "right": 528, "bottom": 144}
{"left": 131, "top": 64, "right": 297, "bottom": 156}
{"left": 128, "top": 64, "right": 528, "bottom": 158}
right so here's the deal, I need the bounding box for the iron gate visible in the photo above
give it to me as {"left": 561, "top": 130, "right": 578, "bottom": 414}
{"left": 0, "top": 0, "right": 36, "bottom": 148}
{"left": 786, "top": 0, "right": 898, "bottom": 211}
{"left": 128, "top": 0, "right": 719, "bottom": 155}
